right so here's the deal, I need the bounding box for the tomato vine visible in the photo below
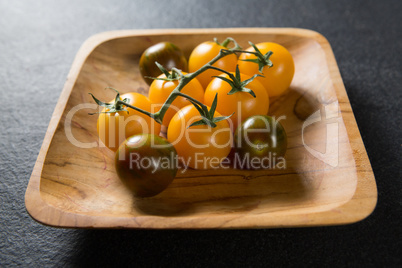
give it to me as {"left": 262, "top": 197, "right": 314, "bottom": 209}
{"left": 90, "top": 38, "right": 271, "bottom": 128}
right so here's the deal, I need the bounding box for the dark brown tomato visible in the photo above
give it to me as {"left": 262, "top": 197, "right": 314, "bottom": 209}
{"left": 234, "top": 115, "right": 287, "bottom": 169}
{"left": 139, "top": 42, "right": 188, "bottom": 85}
{"left": 115, "top": 134, "right": 178, "bottom": 197}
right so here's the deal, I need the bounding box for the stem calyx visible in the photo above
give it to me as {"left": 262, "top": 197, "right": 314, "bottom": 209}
{"left": 240, "top": 42, "right": 274, "bottom": 73}
{"left": 210, "top": 65, "right": 262, "bottom": 98}
{"left": 214, "top": 37, "right": 242, "bottom": 50}
{"left": 145, "top": 62, "right": 183, "bottom": 81}
{"left": 88, "top": 87, "right": 129, "bottom": 114}
{"left": 188, "top": 93, "right": 233, "bottom": 128}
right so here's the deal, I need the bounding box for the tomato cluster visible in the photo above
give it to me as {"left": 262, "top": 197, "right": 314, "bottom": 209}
{"left": 92, "top": 38, "right": 294, "bottom": 197}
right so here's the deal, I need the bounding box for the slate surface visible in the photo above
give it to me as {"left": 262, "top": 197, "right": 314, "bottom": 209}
{"left": 0, "top": 0, "right": 401, "bottom": 266}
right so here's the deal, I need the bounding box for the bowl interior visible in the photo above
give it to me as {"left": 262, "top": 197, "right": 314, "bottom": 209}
{"left": 40, "top": 31, "right": 357, "bottom": 219}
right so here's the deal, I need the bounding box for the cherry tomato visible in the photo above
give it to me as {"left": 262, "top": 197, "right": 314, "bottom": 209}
{"left": 97, "top": 92, "right": 161, "bottom": 151}
{"left": 167, "top": 105, "right": 232, "bottom": 169}
{"left": 148, "top": 73, "right": 204, "bottom": 127}
{"left": 139, "top": 42, "right": 188, "bottom": 85}
{"left": 188, "top": 41, "right": 237, "bottom": 89}
{"left": 238, "top": 42, "right": 295, "bottom": 97}
{"left": 204, "top": 73, "right": 269, "bottom": 131}
{"left": 234, "top": 115, "right": 287, "bottom": 169}
{"left": 115, "top": 134, "right": 177, "bottom": 197}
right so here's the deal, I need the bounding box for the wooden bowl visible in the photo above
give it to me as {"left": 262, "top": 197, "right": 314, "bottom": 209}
{"left": 25, "top": 28, "right": 377, "bottom": 229}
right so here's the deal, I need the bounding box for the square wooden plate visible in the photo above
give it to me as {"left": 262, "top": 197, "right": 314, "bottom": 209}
{"left": 25, "top": 28, "right": 377, "bottom": 229}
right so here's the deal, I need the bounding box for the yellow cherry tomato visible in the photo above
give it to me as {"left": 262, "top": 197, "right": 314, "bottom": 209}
{"left": 167, "top": 105, "right": 232, "bottom": 169}
{"left": 238, "top": 42, "right": 295, "bottom": 97}
{"left": 189, "top": 41, "right": 237, "bottom": 89}
{"left": 97, "top": 92, "right": 161, "bottom": 151}
{"left": 204, "top": 73, "right": 269, "bottom": 131}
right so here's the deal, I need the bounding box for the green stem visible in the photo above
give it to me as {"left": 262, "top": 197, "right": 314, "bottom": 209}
{"left": 175, "top": 92, "right": 202, "bottom": 107}
{"left": 229, "top": 49, "right": 261, "bottom": 56}
{"left": 216, "top": 37, "right": 242, "bottom": 50}
{"left": 176, "top": 92, "right": 209, "bottom": 115}
{"left": 116, "top": 100, "right": 161, "bottom": 123}
{"left": 207, "top": 65, "right": 243, "bottom": 88}
{"left": 153, "top": 77, "right": 187, "bottom": 122}
{"left": 220, "top": 38, "right": 231, "bottom": 47}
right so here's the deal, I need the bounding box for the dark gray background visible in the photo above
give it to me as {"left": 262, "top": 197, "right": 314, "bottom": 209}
{"left": 1, "top": 0, "right": 401, "bottom": 266}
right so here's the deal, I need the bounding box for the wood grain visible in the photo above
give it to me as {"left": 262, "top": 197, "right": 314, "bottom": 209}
{"left": 25, "top": 28, "right": 377, "bottom": 229}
